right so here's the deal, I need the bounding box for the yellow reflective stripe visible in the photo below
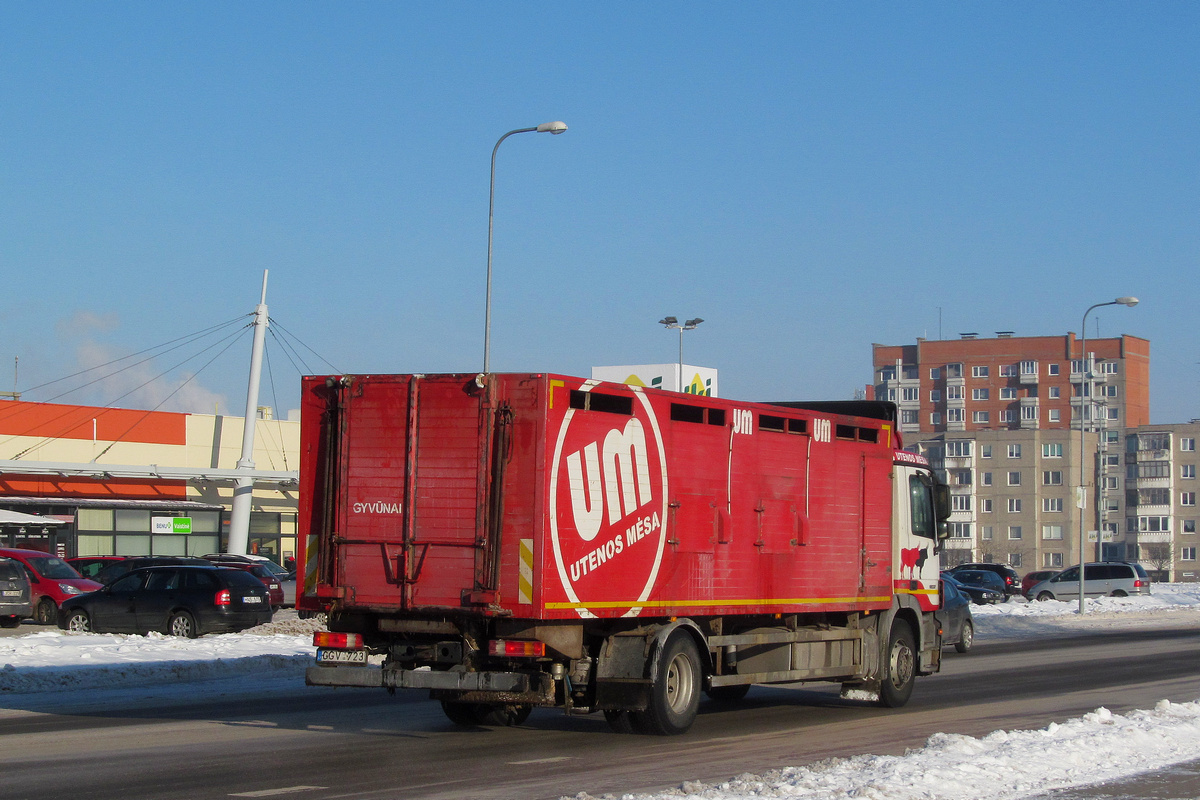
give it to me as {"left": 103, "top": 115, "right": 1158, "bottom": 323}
{"left": 544, "top": 595, "right": 892, "bottom": 610}
{"left": 518, "top": 539, "right": 534, "bottom": 605}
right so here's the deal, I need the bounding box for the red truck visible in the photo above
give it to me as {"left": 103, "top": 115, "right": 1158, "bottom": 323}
{"left": 299, "top": 372, "right": 951, "bottom": 734}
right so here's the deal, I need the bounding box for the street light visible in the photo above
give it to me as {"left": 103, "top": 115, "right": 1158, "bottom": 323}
{"left": 1077, "top": 296, "right": 1138, "bottom": 614}
{"left": 659, "top": 316, "right": 704, "bottom": 392}
{"left": 483, "top": 121, "right": 568, "bottom": 374}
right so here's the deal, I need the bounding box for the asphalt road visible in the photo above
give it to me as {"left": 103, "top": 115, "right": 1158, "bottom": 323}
{"left": 2, "top": 624, "right": 1199, "bottom": 800}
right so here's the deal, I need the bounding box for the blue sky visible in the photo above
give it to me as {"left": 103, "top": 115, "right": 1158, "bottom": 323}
{"left": 2, "top": 3, "right": 1196, "bottom": 422}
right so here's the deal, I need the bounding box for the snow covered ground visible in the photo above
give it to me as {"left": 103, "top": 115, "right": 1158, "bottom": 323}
{"left": 3, "top": 586, "right": 1200, "bottom": 800}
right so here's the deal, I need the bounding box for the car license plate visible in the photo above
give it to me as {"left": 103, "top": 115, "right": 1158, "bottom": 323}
{"left": 316, "top": 648, "right": 368, "bottom": 665}
{"left": 1, "top": 590, "right": 19, "bottom": 597}
{"left": 242, "top": 595, "right": 263, "bottom": 604}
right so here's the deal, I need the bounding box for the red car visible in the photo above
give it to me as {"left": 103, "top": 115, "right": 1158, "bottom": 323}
{"left": 0, "top": 548, "right": 103, "bottom": 624}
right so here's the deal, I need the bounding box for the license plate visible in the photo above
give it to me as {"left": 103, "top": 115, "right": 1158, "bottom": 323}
{"left": 316, "top": 648, "right": 368, "bottom": 665}
{"left": 1, "top": 591, "right": 19, "bottom": 597}
{"left": 242, "top": 595, "right": 263, "bottom": 604}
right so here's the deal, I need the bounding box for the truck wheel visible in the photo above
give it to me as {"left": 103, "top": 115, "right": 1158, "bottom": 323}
{"left": 954, "top": 620, "right": 974, "bottom": 654}
{"left": 604, "top": 709, "right": 637, "bottom": 734}
{"left": 878, "top": 622, "right": 916, "bottom": 708}
{"left": 705, "top": 683, "right": 751, "bottom": 703}
{"left": 35, "top": 598, "right": 56, "bottom": 625}
{"left": 440, "top": 701, "right": 484, "bottom": 726}
{"left": 634, "top": 632, "right": 702, "bottom": 735}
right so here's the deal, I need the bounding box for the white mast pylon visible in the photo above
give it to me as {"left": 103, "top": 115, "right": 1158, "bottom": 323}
{"left": 227, "top": 270, "right": 270, "bottom": 556}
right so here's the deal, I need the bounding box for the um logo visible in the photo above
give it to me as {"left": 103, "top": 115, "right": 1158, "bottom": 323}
{"left": 566, "top": 419, "right": 653, "bottom": 542}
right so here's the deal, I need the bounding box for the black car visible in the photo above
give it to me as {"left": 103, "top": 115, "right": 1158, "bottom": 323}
{"left": 944, "top": 571, "right": 1005, "bottom": 605}
{"left": 57, "top": 565, "right": 272, "bottom": 638}
{"left": 937, "top": 578, "right": 974, "bottom": 653}
{"left": 0, "top": 557, "right": 33, "bottom": 628}
{"left": 92, "top": 556, "right": 211, "bottom": 587}
{"left": 950, "top": 563, "right": 1021, "bottom": 597}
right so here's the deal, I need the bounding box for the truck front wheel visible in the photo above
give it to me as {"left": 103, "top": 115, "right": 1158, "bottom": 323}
{"left": 878, "top": 622, "right": 916, "bottom": 708}
{"left": 633, "top": 632, "right": 701, "bottom": 735}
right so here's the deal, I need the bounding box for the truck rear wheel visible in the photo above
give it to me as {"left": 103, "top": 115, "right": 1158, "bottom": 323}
{"left": 879, "top": 622, "right": 916, "bottom": 708}
{"left": 633, "top": 631, "right": 701, "bottom": 735}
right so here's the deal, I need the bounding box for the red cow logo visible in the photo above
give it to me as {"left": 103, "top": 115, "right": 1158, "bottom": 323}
{"left": 900, "top": 546, "right": 928, "bottom": 580}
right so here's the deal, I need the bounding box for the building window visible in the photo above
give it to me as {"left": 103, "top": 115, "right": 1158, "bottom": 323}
{"left": 1048, "top": 386, "right": 1061, "bottom": 399}
{"left": 946, "top": 408, "right": 964, "bottom": 423}
{"left": 972, "top": 388, "right": 990, "bottom": 401}
{"left": 946, "top": 385, "right": 964, "bottom": 400}
{"left": 1009, "top": 553, "right": 1023, "bottom": 568}
{"left": 1048, "top": 409, "right": 1061, "bottom": 422}
{"left": 930, "top": 390, "right": 941, "bottom": 402}
{"left": 930, "top": 367, "right": 941, "bottom": 380}
{"left": 999, "top": 364, "right": 1017, "bottom": 377}
{"left": 1102, "top": 384, "right": 1117, "bottom": 397}
{"left": 879, "top": 367, "right": 896, "bottom": 382}
{"left": 1139, "top": 517, "right": 1171, "bottom": 532}
{"left": 1100, "top": 362, "right": 1118, "bottom": 374}
{"left": 1008, "top": 498, "right": 1022, "bottom": 512}
{"left": 950, "top": 469, "right": 972, "bottom": 486}
{"left": 949, "top": 523, "right": 972, "bottom": 539}
{"left": 1104, "top": 476, "right": 1119, "bottom": 490}
{"left": 1042, "top": 443, "right": 1063, "bottom": 458}
{"left": 1139, "top": 488, "right": 1170, "bottom": 506}
{"left": 881, "top": 388, "right": 896, "bottom": 402}
{"left": 1182, "top": 438, "right": 1196, "bottom": 452}
{"left": 1071, "top": 359, "right": 1083, "bottom": 375}
{"left": 981, "top": 471, "right": 993, "bottom": 486}
{"left": 1000, "top": 410, "right": 1016, "bottom": 423}
{"left": 1185, "top": 520, "right": 1197, "bottom": 534}
{"left": 1020, "top": 360, "right": 1037, "bottom": 375}
{"left": 1184, "top": 492, "right": 1197, "bottom": 507}
{"left": 1007, "top": 444, "right": 1022, "bottom": 459}
{"left": 902, "top": 366, "right": 918, "bottom": 380}
{"left": 901, "top": 410, "right": 918, "bottom": 425}
{"left": 1007, "top": 471, "right": 1021, "bottom": 486}
{"left": 1107, "top": 407, "right": 1119, "bottom": 421}
{"left": 972, "top": 366, "right": 989, "bottom": 378}
{"left": 902, "top": 387, "right": 919, "bottom": 402}
{"left": 1044, "top": 552, "right": 1064, "bottom": 568}
{"left": 945, "top": 440, "right": 972, "bottom": 457}
{"left": 1042, "top": 525, "right": 1064, "bottom": 540}
{"left": 980, "top": 525, "right": 994, "bottom": 540}
{"left": 1043, "top": 498, "right": 1064, "bottom": 513}
{"left": 1000, "top": 387, "right": 1017, "bottom": 400}
{"left": 1008, "top": 526, "right": 1022, "bottom": 540}
{"left": 981, "top": 499, "right": 993, "bottom": 513}
{"left": 1183, "top": 465, "right": 1196, "bottom": 480}
{"left": 930, "top": 412, "right": 942, "bottom": 426}
{"left": 1183, "top": 547, "right": 1197, "bottom": 562}
{"left": 1021, "top": 405, "right": 1038, "bottom": 422}
{"left": 952, "top": 495, "right": 972, "bottom": 512}
{"left": 1043, "top": 470, "right": 1063, "bottom": 486}
{"left": 973, "top": 411, "right": 990, "bottom": 424}
{"left": 1137, "top": 461, "right": 1171, "bottom": 479}
{"left": 981, "top": 445, "right": 992, "bottom": 459}
{"left": 1048, "top": 363, "right": 1060, "bottom": 376}
{"left": 946, "top": 363, "right": 963, "bottom": 379}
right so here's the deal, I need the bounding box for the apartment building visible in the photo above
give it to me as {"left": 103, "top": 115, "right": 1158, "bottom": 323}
{"left": 1124, "top": 422, "right": 1200, "bottom": 581}
{"left": 872, "top": 332, "right": 1153, "bottom": 577}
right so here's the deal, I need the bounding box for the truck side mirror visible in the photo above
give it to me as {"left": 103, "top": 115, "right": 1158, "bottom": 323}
{"left": 933, "top": 483, "right": 952, "bottom": 523}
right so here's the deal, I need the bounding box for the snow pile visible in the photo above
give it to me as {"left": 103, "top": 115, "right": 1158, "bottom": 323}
{"left": 573, "top": 701, "right": 1200, "bottom": 800}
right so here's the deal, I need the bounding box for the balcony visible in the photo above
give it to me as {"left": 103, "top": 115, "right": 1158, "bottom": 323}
{"left": 1020, "top": 365, "right": 1039, "bottom": 385}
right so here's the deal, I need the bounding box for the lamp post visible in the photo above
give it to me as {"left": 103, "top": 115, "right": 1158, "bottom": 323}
{"left": 659, "top": 316, "right": 704, "bottom": 391}
{"left": 1077, "top": 296, "right": 1138, "bottom": 614}
{"left": 483, "top": 121, "right": 568, "bottom": 374}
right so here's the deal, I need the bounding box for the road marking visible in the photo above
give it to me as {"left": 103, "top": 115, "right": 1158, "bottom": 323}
{"left": 507, "top": 756, "right": 574, "bottom": 765}
{"left": 230, "top": 786, "right": 327, "bottom": 798}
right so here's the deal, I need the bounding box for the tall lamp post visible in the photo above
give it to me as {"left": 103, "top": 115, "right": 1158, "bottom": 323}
{"left": 1077, "top": 296, "right": 1139, "bottom": 613}
{"left": 659, "top": 316, "right": 704, "bottom": 391}
{"left": 483, "top": 121, "right": 568, "bottom": 374}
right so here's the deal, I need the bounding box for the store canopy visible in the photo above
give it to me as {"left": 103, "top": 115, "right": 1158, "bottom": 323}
{"left": 0, "top": 509, "right": 67, "bottom": 526}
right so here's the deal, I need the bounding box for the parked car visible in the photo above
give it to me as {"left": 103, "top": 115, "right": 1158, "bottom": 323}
{"left": 945, "top": 571, "right": 1006, "bottom": 605}
{"left": 0, "top": 557, "right": 33, "bottom": 628}
{"left": 1028, "top": 562, "right": 1150, "bottom": 602}
{"left": 1021, "top": 569, "right": 1060, "bottom": 596}
{"left": 66, "top": 556, "right": 127, "bottom": 582}
{"left": 58, "top": 565, "right": 272, "bottom": 637}
{"left": 937, "top": 578, "right": 974, "bottom": 654}
{"left": 203, "top": 555, "right": 288, "bottom": 609}
{"left": 950, "top": 563, "right": 1021, "bottom": 597}
{"left": 92, "top": 556, "right": 211, "bottom": 587}
{"left": 0, "top": 548, "right": 103, "bottom": 624}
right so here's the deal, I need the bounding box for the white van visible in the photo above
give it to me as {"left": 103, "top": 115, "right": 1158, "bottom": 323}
{"left": 1028, "top": 561, "right": 1150, "bottom": 601}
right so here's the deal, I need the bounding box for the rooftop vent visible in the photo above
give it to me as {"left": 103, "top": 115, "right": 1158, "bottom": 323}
{"left": 996, "top": 331, "right": 1015, "bottom": 338}
{"left": 959, "top": 332, "right": 979, "bottom": 340}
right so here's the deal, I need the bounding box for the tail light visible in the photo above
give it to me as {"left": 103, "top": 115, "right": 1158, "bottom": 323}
{"left": 1134, "top": 579, "right": 1145, "bottom": 588}
{"left": 314, "top": 631, "right": 364, "bottom": 649}
{"left": 215, "top": 589, "right": 231, "bottom": 606}
{"left": 488, "top": 639, "right": 546, "bottom": 658}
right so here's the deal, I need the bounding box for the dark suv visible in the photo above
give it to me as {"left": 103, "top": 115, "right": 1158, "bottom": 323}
{"left": 0, "top": 557, "right": 33, "bottom": 628}
{"left": 949, "top": 562, "right": 1021, "bottom": 598}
